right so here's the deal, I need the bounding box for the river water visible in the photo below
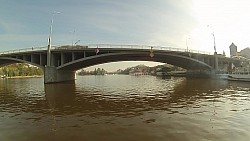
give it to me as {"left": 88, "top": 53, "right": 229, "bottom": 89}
{"left": 0, "top": 75, "right": 250, "bottom": 141}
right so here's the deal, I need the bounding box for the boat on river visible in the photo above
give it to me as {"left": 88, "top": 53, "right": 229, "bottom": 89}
{"left": 227, "top": 67, "right": 250, "bottom": 82}
{"left": 227, "top": 73, "right": 250, "bottom": 82}
{"left": 216, "top": 67, "right": 250, "bottom": 82}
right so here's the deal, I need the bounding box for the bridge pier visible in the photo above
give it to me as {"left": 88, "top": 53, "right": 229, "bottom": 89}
{"left": 186, "top": 70, "right": 215, "bottom": 78}
{"left": 214, "top": 52, "right": 218, "bottom": 71}
{"left": 44, "top": 66, "right": 76, "bottom": 84}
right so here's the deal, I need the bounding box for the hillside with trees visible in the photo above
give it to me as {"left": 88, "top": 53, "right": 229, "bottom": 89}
{"left": 77, "top": 64, "right": 185, "bottom": 76}
{"left": 0, "top": 63, "right": 43, "bottom": 77}
{"left": 78, "top": 68, "right": 107, "bottom": 75}
{"left": 116, "top": 64, "right": 185, "bottom": 75}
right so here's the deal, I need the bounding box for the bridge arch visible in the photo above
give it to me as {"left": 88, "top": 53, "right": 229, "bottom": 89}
{"left": 0, "top": 57, "right": 44, "bottom": 69}
{"left": 57, "top": 52, "right": 212, "bottom": 71}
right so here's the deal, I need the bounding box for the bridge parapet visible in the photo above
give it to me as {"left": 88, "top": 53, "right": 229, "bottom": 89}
{"left": 54, "top": 44, "right": 212, "bottom": 55}
{"left": 0, "top": 44, "right": 212, "bottom": 56}
{"left": 0, "top": 46, "right": 48, "bottom": 55}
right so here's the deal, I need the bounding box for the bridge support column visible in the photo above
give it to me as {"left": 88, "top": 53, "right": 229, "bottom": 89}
{"left": 214, "top": 52, "right": 218, "bottom": 72}
{"left": 44, "top": 66, "right": 76, "bottom": 84}
{"left": 186, "top": 70, "right": 214, "bottom": 78}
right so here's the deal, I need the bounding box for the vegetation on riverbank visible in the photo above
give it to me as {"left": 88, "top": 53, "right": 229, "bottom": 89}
{"left": 116, "top": 64, "right": 185, "bottom": 75}
{"left": 77, "top": 64, "right": 185, "bottom": 76}
{"left": 78, "top": 68, "right": 107, "bottom": 75}
{"left": 0, "top": 63, "right": 43, "bottom": 77}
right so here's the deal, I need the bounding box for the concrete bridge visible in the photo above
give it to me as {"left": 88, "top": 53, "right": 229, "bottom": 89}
{"left": 0, "top": 44, "right": 247, "bottom": 83}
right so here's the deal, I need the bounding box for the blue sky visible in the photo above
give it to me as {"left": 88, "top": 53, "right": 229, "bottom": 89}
{"left": 1, "top": 0, "right": 250, "bottom": 71}
{"left": 0, "top": 0, "right": 195, "bottom": 50}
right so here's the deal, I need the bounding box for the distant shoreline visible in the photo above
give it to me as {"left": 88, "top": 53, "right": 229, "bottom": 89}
{"left": 3, "top": 75, "right": 43, "bottom": 79}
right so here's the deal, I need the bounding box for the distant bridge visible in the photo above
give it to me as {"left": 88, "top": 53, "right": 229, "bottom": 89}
{"left": 0, "top": 44, "right": 247, "bottom": 83}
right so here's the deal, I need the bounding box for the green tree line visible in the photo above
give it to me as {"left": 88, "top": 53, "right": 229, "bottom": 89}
{"left": 78, "top": 68, "right": 107, "bottom": 75}
{"left": 116, "top": 64, "right": 185, "bottom": 75}
{"left": 0, "top": 63, "right": 43, "bottom": 77}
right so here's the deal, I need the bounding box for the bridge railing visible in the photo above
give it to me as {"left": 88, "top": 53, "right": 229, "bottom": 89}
{"left": 0, "top": 44, "right": 212, "bottom": 55}
{"left": 86, "top": 44, "right": 212, "bottom": 55}
{"left": 0, "top": 46, "right": 48, "bottom": 55}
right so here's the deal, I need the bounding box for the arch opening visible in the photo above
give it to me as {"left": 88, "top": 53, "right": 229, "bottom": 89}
{"left": 0, "top": 57, "right": 44, "bottom": 69}
{"left": 57, "top": 52, "right": 213, "bottom": 72}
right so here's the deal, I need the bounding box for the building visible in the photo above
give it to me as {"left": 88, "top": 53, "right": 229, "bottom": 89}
{"left": 239, "top": 47, "right": 250, "bottom": 59}
{"left": 229, "top": 42, "right": 250, "bottom": 59}
{"left": 229, "top": 43, "right": 238, "bottom": 57}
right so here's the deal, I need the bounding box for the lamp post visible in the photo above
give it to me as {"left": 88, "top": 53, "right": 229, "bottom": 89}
{"left": 71, "top": 29, "right": 76, "bottom": 46}
{"left": 47, "top": 11, "right": 60, "bottom": 67}
{"left": 207, "top": 25, "right": 216, "bottom": 54}
{"left": 75, "top": 40, "right": 80, "bottom": 45}
{"left": 186, "top": 36, "right": 190, "bottom": 52}
{"left": 212, "top": 31, "right": 216, "bottom": 54}
{"left": 207, "top": 25, "right": 218, "bottom": 71}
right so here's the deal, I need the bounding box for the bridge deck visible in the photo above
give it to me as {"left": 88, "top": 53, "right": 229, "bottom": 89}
{"left": 0, "top": 44, "right": 247, "bottom": 72}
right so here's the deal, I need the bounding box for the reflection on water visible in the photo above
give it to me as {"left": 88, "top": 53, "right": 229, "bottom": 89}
{"left": 45, "top": 83, "right": 76, "bottom": 109}
{"left": 1, "top": 76, "right": 250, "bottom": 141}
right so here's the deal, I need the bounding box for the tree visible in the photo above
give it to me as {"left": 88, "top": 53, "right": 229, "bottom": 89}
{"left": 0, "top": 63, "right": 43, "bottom": 77}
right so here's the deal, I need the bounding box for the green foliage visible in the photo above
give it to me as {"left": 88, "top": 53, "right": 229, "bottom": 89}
{"left": 78, "top": 68, "right": 107, "bottom": 75}
{"left": 116, "top": 64, "right": 185, "bottom": 75}
{"left": 119, "top": 67, "right": 131, "bottom": 74}
{"left": 0, "top": 63, "right": 43, "bottom": 77}
{"left": 77, "top": 64, "right": 185, "bottom": 76}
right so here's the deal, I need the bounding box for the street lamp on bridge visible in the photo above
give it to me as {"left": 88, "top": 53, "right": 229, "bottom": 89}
{"left": 186, "top": 36, "right": 190, "bottom": 52}
{"left": 47, "top": 11, "right": 60, "bottom": 67}
{"left": 207, "top": 25, "right": 216, "bottom": 54}
{"left": 207, "top": 25, "right": 218, "bottom": 71}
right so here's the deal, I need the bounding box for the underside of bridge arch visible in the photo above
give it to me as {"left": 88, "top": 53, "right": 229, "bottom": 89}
{"left": 0, "top": 57, "right": 44, "bottom": 69}
{"left": 57, "top": 52, "right": 212, "bottom": 71}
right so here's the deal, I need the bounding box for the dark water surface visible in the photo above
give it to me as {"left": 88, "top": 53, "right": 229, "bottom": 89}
{"left": 1, "top": 75, "right": 250, "bottom": 141}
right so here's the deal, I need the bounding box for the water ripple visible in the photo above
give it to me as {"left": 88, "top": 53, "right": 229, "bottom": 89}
{"left": 1, "top": 76, "right": 250, "bottom": 140}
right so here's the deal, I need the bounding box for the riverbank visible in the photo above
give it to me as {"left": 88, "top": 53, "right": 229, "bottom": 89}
{"left": 2, "top": 75, "right": 43, "bottom": 79}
